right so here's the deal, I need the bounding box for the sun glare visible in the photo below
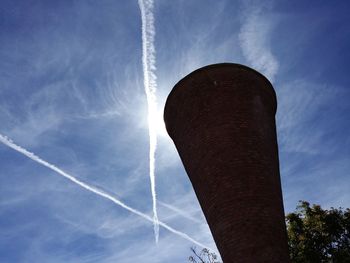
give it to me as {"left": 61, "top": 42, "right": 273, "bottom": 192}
{"left": 153, "top": 109, "right": 167, "bottom": 137}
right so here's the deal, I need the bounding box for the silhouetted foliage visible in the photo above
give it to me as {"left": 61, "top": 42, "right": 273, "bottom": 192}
{"left": 189, "top": 201, "right": 350, "bottom": 263}
{"left": 286, "top": 201, "right": 350, "bottom": 262}
{"left": 188, "top": 247, "right": 221, "bottom": 263}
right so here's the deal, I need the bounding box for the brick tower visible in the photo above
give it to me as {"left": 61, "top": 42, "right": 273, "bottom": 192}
{"left": 164, "top": 63, "right": 290, "bottom": 262}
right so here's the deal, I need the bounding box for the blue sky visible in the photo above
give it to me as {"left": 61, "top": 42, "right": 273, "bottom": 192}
{"left": 0, "top": 0, "right": 349, "bottom": 262}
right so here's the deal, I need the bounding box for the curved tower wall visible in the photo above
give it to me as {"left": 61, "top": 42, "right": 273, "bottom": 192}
{"left": 164, "top": 63, "right": 290, "bottom": 263}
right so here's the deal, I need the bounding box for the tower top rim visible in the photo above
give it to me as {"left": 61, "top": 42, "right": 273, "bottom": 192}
{"left": 164, "top": 63, "right": 277, "bottom": 118}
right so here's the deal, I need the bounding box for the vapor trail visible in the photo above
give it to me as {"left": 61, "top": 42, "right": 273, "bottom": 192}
{"left": 159, "top": 201, "right": 202, "bottom": 223}
{"left": 0, "top": 133, "right": 210, "bottom": 249}
{"left": 138, "top": 0, "right": 159, "bottom": 242}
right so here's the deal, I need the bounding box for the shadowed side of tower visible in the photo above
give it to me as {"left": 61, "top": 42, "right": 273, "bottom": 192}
{"left": 164, "top": 63, "right": 290, "bottom": 263}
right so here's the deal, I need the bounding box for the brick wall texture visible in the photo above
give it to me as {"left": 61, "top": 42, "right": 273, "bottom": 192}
{"left": 164, "top": 63, "right": 290, "bottom": 263}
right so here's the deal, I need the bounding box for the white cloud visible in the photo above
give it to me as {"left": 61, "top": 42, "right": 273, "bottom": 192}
{"left": 239, "top": 1, "right": 279, "bottom": 82}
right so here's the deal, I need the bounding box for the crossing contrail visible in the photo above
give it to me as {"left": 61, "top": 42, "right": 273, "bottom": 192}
{"left": 159, "top": 201, "right": 202, "bottom": 223}
{"left": 0, "top": 133, "right": 211, "bottom": 249}
{"left": 138, "top": 0, "right": 159, "bottom": 242}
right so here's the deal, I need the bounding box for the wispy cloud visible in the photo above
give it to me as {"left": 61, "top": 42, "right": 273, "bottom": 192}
{"left": 138, "top": 0, "right": 160, "bottom": 242}
{"left": 0, "top": 133, "right": 210, "bottom": 249}
{"left": 238, "top": 1, "right": 278, "bottom": 82}
{"left": 277, "top": 79, "right": 341, "bottom": 154}
{"left": 275, "top": 78, "right": 350, "bottom": 211}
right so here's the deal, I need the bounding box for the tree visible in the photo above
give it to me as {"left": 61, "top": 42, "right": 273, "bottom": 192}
{"left": 286, "top": 201, "right": 350, "bottom": 263}
{"left": 189, "top": 201, "right": 350, "bottom": 263}
{"left": 188, "top": 247, "right": 221, "bottom": 263}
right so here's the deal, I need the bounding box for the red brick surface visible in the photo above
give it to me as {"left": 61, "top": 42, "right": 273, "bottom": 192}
{"left": 164, "top": 64, "right": 290, "bottom": 263}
